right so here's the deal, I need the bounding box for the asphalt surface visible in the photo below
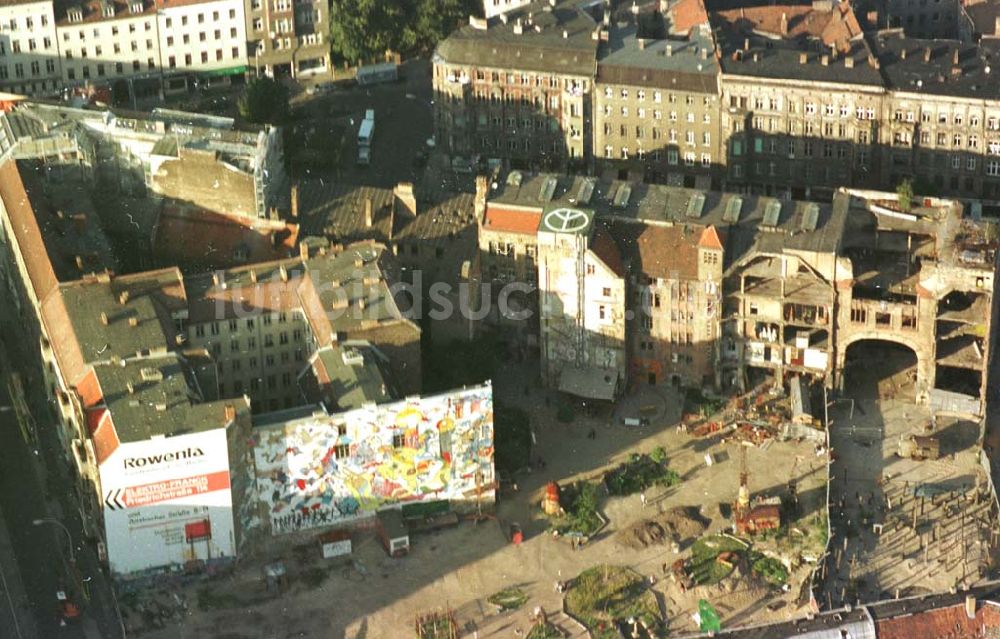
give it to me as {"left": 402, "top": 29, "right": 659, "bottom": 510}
{"left": 0, "top": 299, "right": 122, "bottom": 638}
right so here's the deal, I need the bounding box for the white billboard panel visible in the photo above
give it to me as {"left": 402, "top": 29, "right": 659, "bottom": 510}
{"left": 98, "top": 428, "right": 235, "bottom": 575}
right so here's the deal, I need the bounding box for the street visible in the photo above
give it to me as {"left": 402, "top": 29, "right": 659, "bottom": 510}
{"left": 0, "top": 295, "right": 122, "bottom": 639}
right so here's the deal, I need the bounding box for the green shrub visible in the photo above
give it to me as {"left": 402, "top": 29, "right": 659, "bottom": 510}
{"left": 604, "top": 453, "right": 681, "bottom": 496}
{"left": 649, "top": 446, "right": 667, "bottom": 465}
{"left": 751, "top": 555, "right": 788, "bottom": 586}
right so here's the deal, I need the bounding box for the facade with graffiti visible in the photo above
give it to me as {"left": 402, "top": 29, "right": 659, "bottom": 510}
{"left": 253, "top": 384, "right": 495, "bottom": 534}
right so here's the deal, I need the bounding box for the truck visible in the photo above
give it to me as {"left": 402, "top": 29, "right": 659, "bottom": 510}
{"left": 357, "top": 115, "right": 374, "bottom": 165}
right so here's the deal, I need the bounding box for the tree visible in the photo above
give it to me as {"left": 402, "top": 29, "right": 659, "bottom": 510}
{"left": 329, "top": 0, "right": 478, "bottom": 64}
{"left": 237, "top": 78, "right": 289, "bottom": 124}
{"left": 329, "top": 0, "right": 402, "bottom": 64}
{"left": 896, "top": 177, "right": 914, "bottom": 211}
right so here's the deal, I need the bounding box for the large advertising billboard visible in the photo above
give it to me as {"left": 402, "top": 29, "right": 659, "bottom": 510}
{"left": 255, "top": 384, "right": 494, "bottom": 534}
{"left": 98, "top": 429, "right": 235, "bottom": 575}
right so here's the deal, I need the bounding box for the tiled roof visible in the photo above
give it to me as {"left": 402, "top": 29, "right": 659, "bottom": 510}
{"left": 483, "top": 205, "right": 542, "bottom": 235}
{"left": 434, "top": 0, "right": 599, "bottom": 76}
{"left": 152, "top": 206, "right": 299, "bottom": 272}
{"left": 590, "top": 224, "right": 625, "bottom": 277}
{"left": 0, "top": 160, "right": 59, "bottom": 303}
{"left": 670, "top": 0, "right": 708, "bottom": 36}
{"left": 611, "top": 221, "right": 701, "bottom": 281}
{"left": 713, "top": 4, "right": 862, "bottom": 52}
{"left": 876, "top": 602, "right": 1000, "bottom": 639}
{"left": 699, "top": 225, "right": 723, "bottom": 250}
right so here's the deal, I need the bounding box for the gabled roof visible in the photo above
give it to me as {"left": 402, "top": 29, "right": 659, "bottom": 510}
{"left": 610, "top": 221, "right": 702, "bottom": 281}
{"left": 590, "top": 225, "right": 625, "bottom": 278}
{"left": 699, "top": 225, "right": 724, "bottom": 251}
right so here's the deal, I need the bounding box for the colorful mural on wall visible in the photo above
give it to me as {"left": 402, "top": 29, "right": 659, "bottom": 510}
{"left": 253, "top": 384, "right": 495, "bottom": 534}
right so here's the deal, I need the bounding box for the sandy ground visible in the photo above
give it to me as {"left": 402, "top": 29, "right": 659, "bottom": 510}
{"left": 127, "top": 360, "right": 832, "bottom": 639}
{"left": 822, "top": 344, "right": 994, "bottom": 607}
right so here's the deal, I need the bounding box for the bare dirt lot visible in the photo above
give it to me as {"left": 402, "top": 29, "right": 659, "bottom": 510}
{"left": 822, "top": 342, "right": 994, "bottom": 607}
{"left": 128, "top": 360, "right": 830, "bottom": 639}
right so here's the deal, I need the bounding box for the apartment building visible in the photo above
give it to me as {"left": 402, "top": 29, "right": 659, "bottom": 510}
{"left": 711, "top": 3, "right": 888, "bottom": 200}
{"left": 157, "top": 0, "right": 248, "bottom": 91}
{"left": 433, "top": 1, "right": 598, "bottom": 170}
{"left": 0, "top": 0, "right": 61, "bottom": 95}
{"left": 873, "top": 32, "right": 1000, "bottom": 200}
{"left": 244, "top": 0, "right": 329, "bottom": 79}
{"left": 611, "top": 220, "right": 723, "bottom": 388}
{"left": 594, "top": 0, "right": 721, "bottom": 188}
{"left": 537, "top": 204, "right": 627, "bottom": 400}
{"left": 183, "top": 242, "right": 422, "bottom": 414}
{"left": 6, "top": 101, "right": 286, "bottom": 220}
{"left": 55, "top": 0, "right": 160, "bottom": 86}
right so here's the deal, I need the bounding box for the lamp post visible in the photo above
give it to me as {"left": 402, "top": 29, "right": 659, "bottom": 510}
{"left": 32, "top": 518, "right": 75, "bottom": 564}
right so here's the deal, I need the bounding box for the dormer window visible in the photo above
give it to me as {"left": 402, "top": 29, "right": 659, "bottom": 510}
{"left": 130, "top": 0, "right": 143, "bottom": 12}
{"left": 67, "top": 7, "right": 84, "bottom": 22}
{"left": 101, "top": 2, "right": 115, "bottom": 18}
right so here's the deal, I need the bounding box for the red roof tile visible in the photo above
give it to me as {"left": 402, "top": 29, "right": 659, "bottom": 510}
{"left": 0, "top": 160, "right": 58, "bottom": 303}
{"left": 670, "top": 0, "right": 709, "bottom": 35}
{"left": 152, "top": 206, "right": 299, "bottom": 271}
{"left": 876, "top": 602, "right": 1000, "bottom": 639}
{"left": 714, "top": 3, "right": 861, "bottom": 52}
{"left": 698, "top": 225, "right": 724, "bottom": 251}
{"left": 483, "top": 205, "right": 542, "bottom": 235}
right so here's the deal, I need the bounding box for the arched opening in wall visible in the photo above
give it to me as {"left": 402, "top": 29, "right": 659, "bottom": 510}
{"left": 843, "top": 340, "right": 918, "bottom": 403}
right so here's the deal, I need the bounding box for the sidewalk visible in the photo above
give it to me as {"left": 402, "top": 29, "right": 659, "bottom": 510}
{"left": 0, "top": 501, "right": 39, "bottom": 639}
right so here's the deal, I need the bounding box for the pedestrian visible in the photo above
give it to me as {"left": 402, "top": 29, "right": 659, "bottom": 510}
{"left": 640, "top": 493, "right": 647, "bottom": 508}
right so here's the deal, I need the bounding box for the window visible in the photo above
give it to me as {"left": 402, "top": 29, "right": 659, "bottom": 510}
{"left": 701, "top": 153, "right": 711, "bottom": 167}
{"left": 988, "top": 160, "right": 1000, "bottom": 177}
{"left": 702, "top": 132, "right": 710, "bottom": 146}
{"left": 667, "top": 149, "right": 678, "bottom": 165}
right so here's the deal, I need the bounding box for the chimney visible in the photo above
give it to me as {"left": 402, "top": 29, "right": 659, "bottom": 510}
{"left": 952, "top": 48, "right": 959, "bottom": 65}
{"left": 638, "top": 38, "right": 646, "bottom": 50}
{"left": 659, "top": 0, "right": 668, "bottom": 12}
{"left": 73, "top": 213, "right": 87, "bottom": 234}
{"left": 299, "top": 242, "right": 310, "bottom": 261}
{"left": 100, "top": 312, "right": 109, "bottom": 326}
{"left": 966, "top": 595, "right": 976, "bottom": 620}
{"left": 250, "top": 269, "right": 258, "bottom": 283}
{"left": 290, "top": 184, "right": 299, "bottom": 218}
{"left": 364, "top": 198, "right": 374, "bottom": 227}
{"left": 474, "top": 175, "right": 488, "bottom": 221}
{"left": 126, "top": 381, "right": 134, "bottom": 394}
{"left": 224, "top": 403, "right": 236, "bottom": 423}
{"left": 279, "top": 265, "right": 288, "bottom": 282}
{"left": 752, "top": 51, "right": 760, "bottom": 62}
{"left": 780, "top": 12, "right": 788, "bottom": 36}
{"left": 128, "top": 316, "right": 138, "bottom": 328}
{"left": 357, "top": 297, "right": 366, "bottom": 311}
{"left": 75, "top": 255, "right": 85, "bottom": 271}
{"left": 700, "top": 47, "right": 709, "bottom": 60}
{"left": 900, "top": 48, "right": 907, "bottom": 60}
{"left": 744, "top": 38, "right": 750, "bottom": 50}
{"left": 212, "top": 272, "right": 221, "bottom": 286}
{"left": 996, "top": 16, "right": 1000, "bottom": 34}
{"left": 118, "top": 290, "right": 130, "bottom": 305}
{"left": 799, "top": 52, "right": 808, "bottom": 64}
{"left": 513, "top": 19, "right": 523, "bottom": 34}
{"left": 924, "top": 47, "right": 931, "bottom": 62}
{"left": 845, "top": 56, "right": 854, "bottom": 68}
{"left": 666, "top": 44, "right": 673, "bottom": 56}
{"left": 393, "top": 182, "right": 417, "bottom": 217}
{"left": 821, "top": 54, "right": 829, "bottom": 66}
{"left": 155, "top": 402, "right": 167, "bottom": 412}
{"left": 603, "top": 0, "right": 610, "bottom": 26}
{"left": 562, "top": 29, "right": 568, "bottom": 39}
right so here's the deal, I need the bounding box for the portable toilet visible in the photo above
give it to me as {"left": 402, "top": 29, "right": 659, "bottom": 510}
{"left": 378, "top": 509, "right": 410, "bottom": 557}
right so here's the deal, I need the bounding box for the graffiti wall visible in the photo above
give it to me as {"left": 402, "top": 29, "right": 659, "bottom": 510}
{"left": 254, "top": 383, "right": 494, "bottom": 534}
